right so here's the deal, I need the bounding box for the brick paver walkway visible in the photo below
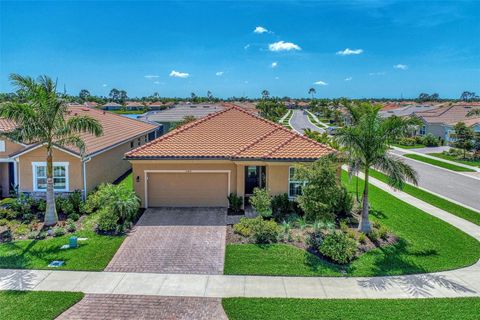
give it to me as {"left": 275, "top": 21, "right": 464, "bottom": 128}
{"left": 56, "top": 294, "right": 228, "bottom": 320}
{"left": 105, "top": 208, "right": 227, "bottom": 274}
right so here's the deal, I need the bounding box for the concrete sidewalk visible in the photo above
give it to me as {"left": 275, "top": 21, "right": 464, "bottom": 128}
{"left": 0, "top": 261, "right": 479, "bottom": 299}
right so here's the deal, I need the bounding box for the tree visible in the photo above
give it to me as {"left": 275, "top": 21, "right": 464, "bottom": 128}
{"left": 109, "top": 88, "right": 120, "bottom": 102}
{"left": 303, "top": 129, "right": 330, "bottom": 145}
{"left": 256, "top": 99, "right": 287, "bottom": 122}
{"left": 460, "top": 91, "right": 478, "bottom": 102}
{"left": 466, "top": 108, "right": 480, "bottom": 117}
{"left": 170, "top": 115, "right": 196, "bottom": 131}
{"left": 118, "top": 90, "right": 128, "bottom": 104}
{"left": 451, "top": 122, "right": 474, "bottom": 158}
{"left": 0, "top": 74, "right": 103, "bottom": 226}
{"left": 261, "top": 89, "right": 270, "bottom": 100}
{"left": 430, "top": 93, "right": 439, "bottom": 101}
{"left": 79, "top": 89, "right": 90, "bottom": 101}
{"left": 207, "top": 90, "right": 213, "bottom": 100}
{"left": 308, "top": 88, "right": 316, "bottom": 100}
{"left": 336, "top": 103, "right": 418, "bottom": 233}
{"left": 418, "top": 93, "right": 430, "bottom": 102}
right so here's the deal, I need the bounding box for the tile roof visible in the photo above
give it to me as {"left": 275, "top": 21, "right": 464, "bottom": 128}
{"left": 0, "top": 118, "right": 17, "bottom": 132}
{"left": 126, "top": 104, "right": 334, "bottom": 161}
{"left": 140, "top": 104, "right": 225, "bottom": 122}
{"left": 3, "top": 106, "right": 159, "bottom": 157}
{"left": 416, "top": 105, "right": 480, "bottom": 125}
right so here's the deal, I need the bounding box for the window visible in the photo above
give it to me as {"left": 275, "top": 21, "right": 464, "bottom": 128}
{"left": 419, "top": 125, "right": 426, "bottom": 135}
{"left": 32, "top": 162, "right": 69, "bottom": 192}
{"left": 0, "top": 140, "right": 5, "bottom": 152}
{"left": 288, "top": 167, "right": 306, "bottom": 198}
{"left": 130, "top": 141, "right": 134, "bottom": 148}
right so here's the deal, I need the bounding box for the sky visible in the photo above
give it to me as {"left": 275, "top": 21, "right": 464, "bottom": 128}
{"left": 0, "top": 0, "right": 479, "bottom": 99}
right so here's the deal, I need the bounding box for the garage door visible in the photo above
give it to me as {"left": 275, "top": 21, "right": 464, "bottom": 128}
{"left": 147, "top": 171, "right": 229, "bottom": 207}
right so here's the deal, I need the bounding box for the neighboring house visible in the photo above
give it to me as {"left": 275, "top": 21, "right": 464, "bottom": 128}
{"left": 139, "top": 103, "right": 224, "bottom": 131}
{"left": 101, "top": 102, "right": 123, "bottom": 111}
{"left": 125, "top": 104, "right": 334, "bottom": 208}
{"left": 148, "top": 101, "right": 174, "bottom": 111}
{"left": 416, "top": 104, "right": 480, "bottom": 143}
{"left": 0, "top": 106, "right": 160, "bottom": 198}
{"left": 124, "top": 101, "right": 145, "bottom": 111}
{"left": 379, "top": 104, "right": 441, "bottom": 118}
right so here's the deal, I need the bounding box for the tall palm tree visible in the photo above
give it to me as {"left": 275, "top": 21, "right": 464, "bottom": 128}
{"left": 308, "top": 87, "right": 316, "bottom": 100}
{"left": 336, "top": 103, "right": 418, "bottom": 233}
{"left": 0, "top": 74, "right": 103, "bottom": 226}
{"left": 261, "top": 89, "right": 270, "bottom": 99}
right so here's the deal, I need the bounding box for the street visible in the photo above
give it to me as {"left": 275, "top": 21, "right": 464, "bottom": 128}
{"left": 289, "top": 109, "right": 325, "bottom": 134}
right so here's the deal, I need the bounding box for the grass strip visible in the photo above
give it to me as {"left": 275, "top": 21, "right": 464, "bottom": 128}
{"left": 404, "top": 154, "right": 475, "bottom": 172}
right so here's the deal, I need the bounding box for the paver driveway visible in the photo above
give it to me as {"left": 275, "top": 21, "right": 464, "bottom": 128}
{"left": 105, "top": 208, "right": 226, "bottom": 274}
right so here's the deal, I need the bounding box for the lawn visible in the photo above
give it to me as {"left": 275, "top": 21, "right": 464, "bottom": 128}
{"left": 306, "top": 111, "right": 327, "bottom": 128}
{"left": 0, "top": 290, "right": 84, "bottom": 320}
{"left": 428, "top": 153, "right": 480, "bottom": 168}
{"left": 0, "top": 230, "right": 124, "bottom": 271}
{"left": 404, "top": 154, "right": 475, "bottom": 172}
{"left": 369, "top": 169, "right": 480, "bottom": 226}
{"left": 222, "top": 297, "right": 480, "bottom": 320}
{"left": 391, "top": 143, "right": 426, "bottom": 149}
{"left": 224, "top": 172, "right": 480, "bottom": 277}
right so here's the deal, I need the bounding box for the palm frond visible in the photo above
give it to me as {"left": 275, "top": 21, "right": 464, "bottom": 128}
{"left": 374, "top": 154, "right": 418, "bottom": 189}
{"left": 66, "top": 115, "right": 103, "bottom": 137}
{"left": 55, "top": 135, "right": 86, "bottom": 155}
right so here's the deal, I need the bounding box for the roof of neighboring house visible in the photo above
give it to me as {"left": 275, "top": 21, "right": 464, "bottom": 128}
{"left": 416, "top": 104, "right": 480, "bottom": 125}
{"left": 380, "top": 104, "right": 441, "bottom": 118}
{"left": 0, "top": 118, "right": 18, "bottom": 132}
{"left": 140, "top": 104, "right": 224, "bottom": 122}
{"left": 126, "top": 104, "right": 334, "bottom": 161}
{"left": 103, "top": 102, "right": 123, "bottom": 107}
{"left": 448, "top": 117, "right": 480, "bottom": 127}
{"left": 6, "top": 106, "right": 159, "bottom": 158}
{"left": 125, "top": 101, "right": 144, "bottom": 107}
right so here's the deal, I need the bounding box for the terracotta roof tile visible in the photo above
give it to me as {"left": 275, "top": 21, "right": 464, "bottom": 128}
{"left": 0, "top": 118, "right": 17, "bottom": 132}
{"left": 126, "top": 103, "right": 334, "bottom": 161}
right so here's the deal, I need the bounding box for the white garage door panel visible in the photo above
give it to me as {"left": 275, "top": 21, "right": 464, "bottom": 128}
{"left": 147, "top": 172, "right": 229, "bottom": 207}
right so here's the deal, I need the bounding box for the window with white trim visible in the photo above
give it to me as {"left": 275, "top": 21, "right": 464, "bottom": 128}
{"left": 288, "top": 167, "right": 306, "bottom": 198}
{"left": 32, "top": 162, "right": 69, "bottom": 192}
{"left": 0, "top": 140, "right": 5, "bottom": 152}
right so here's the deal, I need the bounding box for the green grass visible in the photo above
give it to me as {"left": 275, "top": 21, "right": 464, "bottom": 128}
{"left": 224, "top": 172, "right": 480, "bottom": 277}
{"left": 0, "top": 291, "right": 84, "bottom": 320}
{"left": 306, "top": 112, "right": 327, "bottom": 129}
{"left": 370, "top": 169, "right": 480, "bottom": 226}
{"left": 391, "top": 143, "right": 426, "bottom": 149}
{"left": 404, "top": 154, "right": 475, "bottom": 172}
{"left": 118, "top": 172, "right": 133, "bottom": 191}
{"left": 428, "top": 153, "right": 480, "bottom": 168}
{"left": 0, "top": 231, "right": 124, "bottom": 271}
{"left": 223, "top": 298, "right": 480, "bottom": 320}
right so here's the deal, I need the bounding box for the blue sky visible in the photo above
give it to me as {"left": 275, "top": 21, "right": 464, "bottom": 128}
{"left": 1, "top": 0, "right": 479, "bottom": 99}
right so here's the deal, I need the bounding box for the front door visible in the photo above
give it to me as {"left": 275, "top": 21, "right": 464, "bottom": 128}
{"left": 244, "top": 166, "right": 266, "bottom": 195}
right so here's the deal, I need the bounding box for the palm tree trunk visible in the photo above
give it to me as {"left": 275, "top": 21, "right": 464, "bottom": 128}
{"left": 358, "top": 167, "right": 371, "bottom": 233}
{"left": 44, "top": 147, "right": 58, "bottom": 226}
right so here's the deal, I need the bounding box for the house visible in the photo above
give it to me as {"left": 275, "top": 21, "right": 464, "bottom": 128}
{"left": 380, "top": 103, "right": 441, "bottom": 118}
{"left": 101, "top": 102, "right": 123, "bottom": 111}
{"left": 148, "top": 101, "right": 174, "bottom": 110}
{"left": 415, "top": 104, "right": 480, "bottom": 143}
{"left": 124, "top": 101, "right": 145, "bottom": 111}
{"left": 125, "top": 104, "right": 334, "bottom": 208}
{"left": 0, "top": 106, "right": 160, "bottom": 198}
{"left": 139, "top": 103, "right": 224, "bottom": 131}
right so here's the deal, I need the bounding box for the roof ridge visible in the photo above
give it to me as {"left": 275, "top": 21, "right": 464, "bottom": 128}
{"left": 233, "top": 127, "right": 281, "bottom": 157}
{"left": 125, "top": 105, "right": 233, "bottom": 157}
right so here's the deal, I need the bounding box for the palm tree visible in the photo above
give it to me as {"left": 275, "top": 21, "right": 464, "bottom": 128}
{"left": 0, "top": 74, "right": 103, "bottom": 226}
{"left": 308, "top": 87, "right": 316, "bottom": 100}
{"left": 261, "top": 89, "right": 270, "bottom": 100}
{"left": 336, "top": 103, "right": 418, "bottom": 233}
{"left": 467, "top": 108, "right": 480, "bottom": 117}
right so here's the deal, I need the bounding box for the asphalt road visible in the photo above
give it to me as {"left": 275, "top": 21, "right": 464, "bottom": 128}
{"left": 291, "top": 110, "right": 480, "bottom": 211}
{"left": 390, "top": 149, "right": 480, "bottom": 211}
{"left": 289, "top": 110, "right": 325, "bottom": 134}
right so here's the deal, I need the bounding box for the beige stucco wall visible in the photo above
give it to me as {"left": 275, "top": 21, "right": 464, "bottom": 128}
{"left": 18, "top": 147, "right": 83, "bottom": 193}
{"left": 131, "top": 160, "right": 300, "bottom": 208}
{"left": 0, "top": 139, "right": 25, "bottom": 158}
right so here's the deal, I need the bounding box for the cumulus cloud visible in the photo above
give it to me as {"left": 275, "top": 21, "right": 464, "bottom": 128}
{"left": 244, "top": 44, "right": 251, "bottom": 50}
{"left": 102, "top": 84, "right": 108, "bottom": 87}
{"left": 393, "top": 64, "right": 408, "bottom": 70}
{"left": 269, "top": 41, "right": 301, "bottom": 52}
{"left": 144, "top": 75, "right": 159, "bottom": 79}
{"left": 215, "top": 71, "right": 224, "bottom": 76}
{"left": 336, "top": 48, "right": 363, "bottom": 56}
{"left": 345, "top": 77, "right": 352, "bottom": 81}
{"left": 314, "top": 81, "right": 328, "bottom": 86}
{"left": 254, "top": 26, "right": 269, "bottom": 34}
{"left": 169, "top": 70, "right": 190, "bottom": 78}
{"left": 271, "top": 62, "right": 278, "bottom": 68}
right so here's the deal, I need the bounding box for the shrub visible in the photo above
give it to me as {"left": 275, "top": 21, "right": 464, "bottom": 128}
{"left": 96, "top": 208, "right": 119, "bottom": 232}
{"left": 251, "top": 218, "right": 281, "bottom": 244}
{"left": 0, "top": 208, "right": 18, "bottom": 220}
{"left": 53, "top": 227, "right": 66, "bottom": 237}
{"left": 69, "top": 213, "right": 80, "bottom": 222}
{"left": 368, "top": 229, "right": 379, "bottom": 242}
{"left": 36, "top": 231, "right": 47, "bottom": 240}
{"left": 227, "top": 193, "right": 243, "bottom": 213}
{"left": 66, "top": 220, "right": 76, "bottom": 233}
{"left": 27, "top": 231, "right": 38, "bottom": 240}
{"left": 339, "top": 220, "right": 349, "bottom": 232}
{"left": 249, "top": 188, "right": 272, "bottom": 217}
{"left": 333, "top": 187, "right": 353, "bottom": 219}
{"left": 271, "top": 193, "right": 293, "bottom": 221}
{"left": 233, "top": 217, "right": 257, "bottom": 237}
{"left": 358, "top": 233, "right": 367, "bottom": 244}
{"left": 398, "top": 137, "right": 416, "bottom": 146}
{"left": 14, "top": 224, "right": 30, "bottom": 236}
{"left": 0, "top": 218, "right": 8, "bottom": 226}
{"left": 68, "top": 190, "right": 84, "bottom": 214}
{"left": 319, "top": 231, "right": 357, "bottom": 264}
{"left": 378, "top": 225, "right": 389, "bottom": 240}
{"left": 306, "top": 231, "right": 323, "bottom": 248}
{"left": 414, "top": 136, "right": 424, "bottom": 144}
{"left": 422, "top": 133, "right": 439, "bottom": 147}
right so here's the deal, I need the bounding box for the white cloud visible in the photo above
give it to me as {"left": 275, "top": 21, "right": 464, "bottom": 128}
{"left": 254, "top": 26, "right": 269, "bottom": 34}
{"left": 144, "top": 75, "right": 159, "bottom": 79}
{"left": 271, "top": 62, "right": 278, "bottom": 68}
{"left": 169, "top": 70, "right": 190, "bottom": 78}
{"left": 244, "top": 44, "right": 251, "bottom": 50}
{"left": 215, "top": 71, "right": 224, "bottom": 76}
{"left": 275, "top": 76, "right": 280, "bottom": 80}
{"left": 336, "top": 48, "right": 363, "bottom": 56}
{"left": 345, "top": 77, "right": 352, "bottom": 81}
{"left": 393, "top": 64, "right": 408, "bottom": 70}
{"left": 268, "top": 41, "right": 301, "bottom": 52}
{"left": 102, "top": 84, "right": 108, "bottom": 87}
{"left": 314, "top": 81, "right": 328, "bottom": 86}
